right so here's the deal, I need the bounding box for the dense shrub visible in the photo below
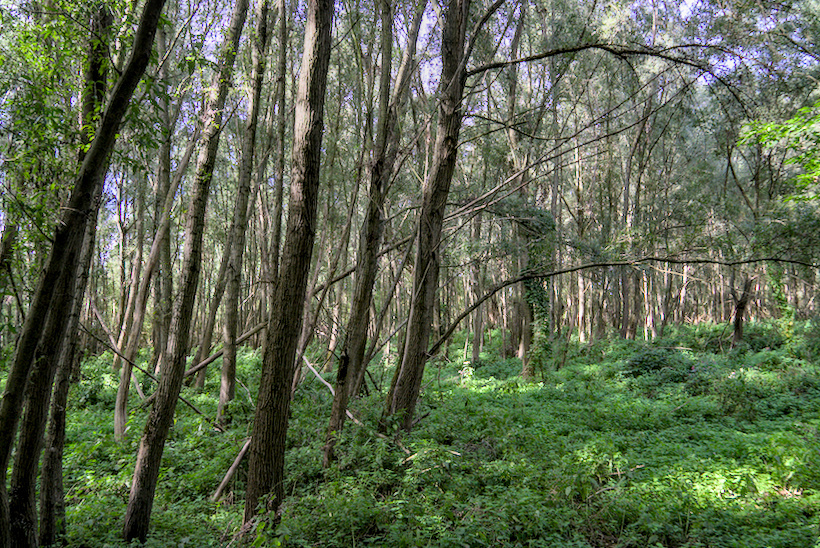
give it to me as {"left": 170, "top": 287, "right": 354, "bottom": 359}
{"left": 35, "top": 322, "right": 819, "bottom": 547}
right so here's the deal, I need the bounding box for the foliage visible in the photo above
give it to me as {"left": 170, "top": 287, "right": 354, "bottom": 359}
{"left": 744, "top": 101, "right": 820, "bottom": 200}
{"left": 46, "top": 321, "right": 820, "bottom": 547}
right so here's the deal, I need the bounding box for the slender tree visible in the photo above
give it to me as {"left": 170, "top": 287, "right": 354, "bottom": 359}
{"left": 323, "top": 0, "right": 425, "bottom": 465}
{"left": 244, "top": 0, "right": 334, "bottom": 524}
{"left": 384, "top": 0, "right": 475, "bottom": 431}
{"left": 0, "top": 0, "right": 167, "bottom": 542}
{"left": 123, "top": 0, "right": 249, "bottom": 541}
{"left": 220, "top": 0, "right": 271, "bottom": 424}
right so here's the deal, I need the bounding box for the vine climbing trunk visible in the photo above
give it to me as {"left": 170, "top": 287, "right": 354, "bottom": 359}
{"left": 731, "top": 277, "right": 753, "bottom": 348}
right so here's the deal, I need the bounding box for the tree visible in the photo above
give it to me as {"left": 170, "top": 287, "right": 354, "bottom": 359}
{"left": 220, "top": 0, "right": 271, "bottom": 424}
{"left": 384, "top": 0, "right": 481, "bottom": 431}
{"left": 123, "top": 0, "right": 249, "bottom": 540}
{"left": 244, "top": 0, "right": 334, "bottom": 524}
{"left": 10, "top": 6, "right": 111, "bottom": 546}
{"left": 0, "top": 0, "right": 167, "bottom": 542}
{"left": 323, "top": 0, "right": 425, "bottom": 466}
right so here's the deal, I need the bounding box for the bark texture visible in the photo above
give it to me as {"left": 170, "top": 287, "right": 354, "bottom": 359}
{"left": 384, "top": 0, "right": 470, "bottom": 431}
{"left": 123, "top": 1, "right": 248, "bottom": 541}
{"left": 323, "top": 0, "right": 425, "bottom": 466}
{"left": 244, "top": 0, "right": 334, "bottom": 524}
{"left": 0, "top": 0, "right": 166, "bottom": 542}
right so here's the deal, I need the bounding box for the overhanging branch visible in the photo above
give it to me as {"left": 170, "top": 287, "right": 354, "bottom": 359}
{"left": 429, "top": 255, "right": 818, "bottom": 356}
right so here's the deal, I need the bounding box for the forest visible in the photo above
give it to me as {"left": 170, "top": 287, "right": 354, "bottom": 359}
{"left": 1, "top": 0, "right": 820, "bottom": 545}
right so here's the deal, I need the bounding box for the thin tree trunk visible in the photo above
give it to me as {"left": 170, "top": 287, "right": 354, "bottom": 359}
{"left": 0, "top": 0, "right": 166, "bottom": 542}
{"left": 220, "top": 0, "right": 270, "bottom": 424}
{"left": 37, "top": 212, "right": 97, "bottom": 547}
{"left": 113, "top": 127, "right": 199, "bottom": 441}
{"left": 471, "top": 213, "right": 483, "bottom": 364}
{"left": 190, "top": 234, "right": 231, "bottom": 388}
{"left": 267, "top": 0, "right": 289, "bottom": 295}
{"left": 123, "top": 2, "right": 248, "bottom": 541}
{"left": 384, "top": 0, "right": 472, "bottom": 431}
{"left": 244, "top": 0, "right": 333, "bottom": 524}
{"left": 323, "top": 0, "right": 424, "bottom": 466}
{"left": 152, "top": 22, "right": 175, "bottom": 370}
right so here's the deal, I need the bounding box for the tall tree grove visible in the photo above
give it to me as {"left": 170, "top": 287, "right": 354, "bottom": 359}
{"left": 1, "top": 0, "right": 820, "bottom": 544}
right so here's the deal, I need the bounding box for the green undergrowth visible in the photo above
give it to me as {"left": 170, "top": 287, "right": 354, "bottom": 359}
{"left": 31, "top": 321, "right": 820, "bottom": 546}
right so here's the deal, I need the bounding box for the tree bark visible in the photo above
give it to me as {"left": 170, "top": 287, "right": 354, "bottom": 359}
{"left": 151, "top": 22, "right": 175, "bottom": 370}
{"left": 0, "top": 0, "right": 166, "bottom": 543}
{"left": 123, "top": 1, "right": 248, "bottom": 541}
{"left": 244, "top": 0, "right": 333, "bottom": 524}
{"left": 731, "top": 277, "right": 753, "bottom": 348}
{"left": 384, "top": 0, "right": 471, "bottom": 431}
{"left": 322, "top": 0, "right": 425, "bottom": 466}
{"left": 220, "top": 0, "right": 270, "bottom": 424}
{"left": 37, "top": 211, "right": 97, "bottom": 547}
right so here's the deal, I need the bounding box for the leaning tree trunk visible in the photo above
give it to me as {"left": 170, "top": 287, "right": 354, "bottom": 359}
{"left": 14, "top": 13, "right": 112, "bottom": 543}
{"left": 220, "top": 0, "right": 270, "bottom": 425}
{"left": 384, "top": 0, "right": 472, "bottom": 432}
{"left": 112, "top": 128, "right": 198, "bottom": 441}
{"left": 123, "top": 1, "right": 248, "bottom": 541}
{"left": 731, "top": 277, "right": 753, "bottom": 349}
{"left": 322, "top": 0, "right": 425, "bottom": 467}
{"left": 267, "top": 0, "right": 289, "bottom": 298}
{"left": 244, "top": 0, "right": 333, "bottom": 525}
{"left": 0, "top": 0, "right": 166, "bottom": 543}
{"left": 151, "top": 22, "right": 176, "bottom": 369}
{"left": 38, "top": 211, "right": 97, "bottom": 546}
{"left": 9, "top": 197, "right": 101, "bottom": 548}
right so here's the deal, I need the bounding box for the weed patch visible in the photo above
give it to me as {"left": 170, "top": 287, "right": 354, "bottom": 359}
{"left": 44, "top": 323, "right": 820, "bottom": 546}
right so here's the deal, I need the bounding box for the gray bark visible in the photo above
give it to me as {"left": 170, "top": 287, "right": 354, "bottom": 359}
{"left": 123, "top": 1, "right": 249, "bottom": 541}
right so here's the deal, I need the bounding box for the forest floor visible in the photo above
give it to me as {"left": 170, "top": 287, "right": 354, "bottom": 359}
{"left": 38, "top": 321, "right": 820, "bottom": 546}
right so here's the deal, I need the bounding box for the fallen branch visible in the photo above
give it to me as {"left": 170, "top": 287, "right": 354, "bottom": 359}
{"left": 303, "top": 356, "right": 410, "bottom": 455}
{"left": 184, "top": 320, "right": 267, "bottom": 377}
{"left": 211, "top": 437, "right": 252, "bottom": 502}
{"left": 430, "top": 255, "right": 819, "bottom": 356}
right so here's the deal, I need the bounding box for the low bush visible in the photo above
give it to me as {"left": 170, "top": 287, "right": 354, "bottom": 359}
{"left": 40, "top": 321, "right": 820, "bottom": 547}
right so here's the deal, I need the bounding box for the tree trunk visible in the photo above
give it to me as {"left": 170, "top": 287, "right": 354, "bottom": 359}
{"left": 267, "top": 0, "right": 289, "bottom": 297}
{"left": 123, "top": 2, "right": 248, "bottom": 541}
{"left": 34, "top": 28, "right": 110, "bottom": 536}
{"left": 471, "top": 213, "right": 483, "bottom": 364}
{"left": 731, "top": 277, "right": 753, "bottom": 348}
{"left": 151, "top": 22, "right": 175, "bottom": 370}
{"left": 9, "top": 194, "right": 100, "bottom": 548}
{"left": 384, "top": 0, "right": 471, "bottom": 431}
{"left": 220, "top": 0, "right": 270, "bottom": 425}
{"left": 37, "top": 209, "right": 97, "bottom": 546}
{"left": 0, "top": 0, "right": 166, "bottom": 543}
{"left": 244, "top": 0, "right": 333, "bottom": 525}
{"left": 322, "top": 0, "right": 424, "bottom": 466}
{"left": 113, "top": 128, "right": 199, "bottom": 441}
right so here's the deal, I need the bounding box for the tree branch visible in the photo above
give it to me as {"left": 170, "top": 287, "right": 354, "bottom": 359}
{"left": 429, "top": 255, "right": 819, "bottom": 356}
